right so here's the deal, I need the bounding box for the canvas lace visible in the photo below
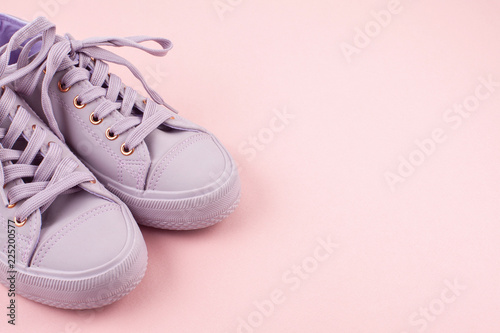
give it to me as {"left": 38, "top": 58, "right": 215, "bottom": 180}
{"left": 0, "top": 87, "right": 94, "bottom": 224}
{"left": 0, "top": 17, "right": 177, "bottom": 152}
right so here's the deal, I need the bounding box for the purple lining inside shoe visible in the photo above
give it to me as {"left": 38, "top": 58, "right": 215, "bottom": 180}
{"left": 0, "top": 14, "right": 41, "bottom": 64}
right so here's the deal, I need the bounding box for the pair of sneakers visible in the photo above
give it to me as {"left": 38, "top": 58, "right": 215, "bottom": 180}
{"left": 0, "top": 14, "right": 240, "bottom": 309}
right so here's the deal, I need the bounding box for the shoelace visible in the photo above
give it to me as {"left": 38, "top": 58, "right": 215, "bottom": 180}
{"left": 0, "top": 17, "right": 177, "bottom": 154}
{"left": 0, "top": 86, "right": 94, "bottom": 225}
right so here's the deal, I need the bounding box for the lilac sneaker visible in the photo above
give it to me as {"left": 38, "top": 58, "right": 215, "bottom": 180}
{"left": 0, "top": 85, "right": 147, "bottom": 309}
{"left": 0, "top": 18, "right": 148, "bottom": 309}
{"left": 0, "top": 15, "right": 241, "bottom": 230}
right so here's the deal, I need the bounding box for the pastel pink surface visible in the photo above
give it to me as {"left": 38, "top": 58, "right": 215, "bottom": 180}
{"left": 1, "top": 0, "right": 500, "bottom": 332}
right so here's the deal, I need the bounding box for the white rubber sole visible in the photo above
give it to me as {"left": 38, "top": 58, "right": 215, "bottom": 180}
{"left": 139, "top": 191, "right": 241, "bottom": 230}
{"left": 77, "top": 130, "right": 242, "bottom": 230}
{"left": 108, "top": 164, "right": 241, "bottom": 230}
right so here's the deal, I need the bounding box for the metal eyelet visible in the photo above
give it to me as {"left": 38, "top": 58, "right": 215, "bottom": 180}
{"left": 105, "top": 128, "right": 119, "bottom": 140}
{"left": 58, "top": 81, "right": 71, "bottom": 93}
{"left": 89, "top": 112, "right": 102, "bottom": 125}
{"left": 121, "top": 143, "right": 134, "bottom": 156}
{"left": 14, "top": 217, "right": 27, "bottom": 227}
{"left": 90, "top": 178, "right": 97, "bottom": 184}
{"left": 7, "top": 202, "right": 16, "bottom": 209}
{"left": 74, "top": 96, "right": 86, "bottom": 109}
{"left": 32, "top": 124, "right": 37, "bottom": 130}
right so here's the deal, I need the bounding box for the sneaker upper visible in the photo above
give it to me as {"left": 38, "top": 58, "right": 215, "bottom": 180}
{"left": 0, "top": 84, "right": 147, "bottom": 309}
{"left": 24, "top": 73, "right": 230, "bottom": 193}
{"left": 0, "top": 16, "right": 148, "bottom": 308}
{"left": 0, "top": 14, "right": 240, "bottom": 229}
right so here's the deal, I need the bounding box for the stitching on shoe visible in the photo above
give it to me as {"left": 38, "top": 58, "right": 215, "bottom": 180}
{"left": 119, "top": 159, "right": 148, "bottom": 190}
{"left": 49, "top": 90, "right": 149, "bottom": 189}
{"left": 1, "top": 214, "right": 36, "bottom": 265}
{"left": 49, "top": 91, "right": 122, "bottom": 161}
{"left": 25, "top": 211, "right": 38, "bottom": 264}
{"left": 31, "top": 204, "right": 119, "bottom": 267}
{"left": 1, "top": 218, "right": 6, "bottom": 254}
{"left": 149, "top": 133, "right": 209, "bottom": 191}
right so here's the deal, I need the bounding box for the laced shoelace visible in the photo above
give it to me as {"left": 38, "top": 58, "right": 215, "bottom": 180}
{"left": 0, "top": 86, "right": 94, "bottom": 226}
{"left": 0, "top": 17, "right": 178, "bottom": 154}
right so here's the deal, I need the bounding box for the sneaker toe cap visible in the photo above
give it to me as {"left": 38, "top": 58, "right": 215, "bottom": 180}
{"left": 146, "top": 133, "right": 228, "bottom": 192}
{"left": 31, "top": 201, "right": 134, "bottom": 272}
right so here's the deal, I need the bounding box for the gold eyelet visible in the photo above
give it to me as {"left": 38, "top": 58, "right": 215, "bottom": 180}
{"left": 43, "top": 68, "right": 46, "bottom": 74}
{"left": 58, "top": 81, "right": 71, "bottom": 93}
{"left": 143, "top": 99, "right": 147, "bottom": 104}
{"left": 74, "top": 96, "right": 86, "bottom": 109}
{"left": 14, "top": 217, "right": 27, "bottom": 227}
{"left": 32, "top": 124, "right": 37, "bottom": 130}
{"left": 170, "top": 116, "right": 175, "bottom": 120}
{"left": 121, "top": 143, "right": 134, "bottom": 156}
{"left": 105, "top": 128, "right": 119, "bottom": 140}
{"left": 7, "top": 202, "right": 16, "bottom": 209}
{"left": 90, "top": 178, "right": 97, "bottom": 184}
{"left": 89, "top": 112, "right": 102, "bottom": 125}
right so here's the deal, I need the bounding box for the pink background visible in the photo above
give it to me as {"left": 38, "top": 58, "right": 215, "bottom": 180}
{"left": 2, "top": 0, "right": 500, "bottom": 332}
